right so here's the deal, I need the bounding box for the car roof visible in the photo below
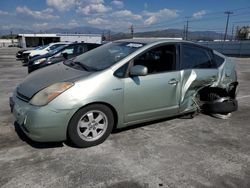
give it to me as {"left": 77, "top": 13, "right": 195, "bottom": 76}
{"left": 116, "top": 38, "right": 212, "bottom": 51}
{"left": 116, "top": 38, "right": 186, "bottom": 44}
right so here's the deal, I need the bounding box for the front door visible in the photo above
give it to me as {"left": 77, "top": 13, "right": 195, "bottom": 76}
{"left": 123, "top": 44, "right": 181, "bottom": 123}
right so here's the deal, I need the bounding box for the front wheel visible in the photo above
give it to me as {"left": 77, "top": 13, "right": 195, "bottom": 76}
{"left": 67, "top": 104, "right": 114, "bottom": 148}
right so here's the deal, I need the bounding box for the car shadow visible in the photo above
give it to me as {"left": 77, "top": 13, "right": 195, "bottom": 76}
{"left": 112, "top": 112, "right": 196, "bottom": 134}
{"left": 14, "top": 112, "right": 196, "bottom": 149}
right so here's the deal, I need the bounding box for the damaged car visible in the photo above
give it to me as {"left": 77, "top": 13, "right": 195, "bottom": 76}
{"left": 10, "top": 39, "right": 238, "bottom": 148}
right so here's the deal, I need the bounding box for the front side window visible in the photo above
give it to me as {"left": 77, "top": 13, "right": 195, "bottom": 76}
{"left": 181, "top": 45, "right": 213, "bottom": 69}
{"left": 49, "top": 44, "right": 63, "bottom": 51}
{"left": 133, "top": 45, "right": 176, "bottom": 74}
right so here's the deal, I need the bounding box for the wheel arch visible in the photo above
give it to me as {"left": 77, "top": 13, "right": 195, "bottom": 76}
{"left": 69, "top": 101, "right": 119, "bottom": 132}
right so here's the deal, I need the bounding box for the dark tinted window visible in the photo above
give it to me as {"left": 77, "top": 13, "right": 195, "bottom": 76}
{"left": 182, "top": 45, "right": 213, "bottom": 69}
{"left": 214, "top": 54, "right": 225, "bottom": 67}
{"left": 87, "top": 43, "right": 101, "bottom": 51}
{"left": 133, "top": 45, "right": 176, "bottom": 74}
{"left": 73, "top": 44, "right": 87, "bottom": 55}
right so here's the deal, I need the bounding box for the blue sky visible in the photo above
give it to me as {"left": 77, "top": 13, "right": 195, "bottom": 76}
{"left": 0, "top": 0, "right": 250, "bottom": 33}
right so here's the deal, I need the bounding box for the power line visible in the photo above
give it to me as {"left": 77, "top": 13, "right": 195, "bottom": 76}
{"left": 185, "top": 17, "right": 190, "bottom": 40}
{"left": 233, "top": 20, "right": 250, "bottom": 24}
{"left": 129, "top": 6, "right": 250, "bottom": 34}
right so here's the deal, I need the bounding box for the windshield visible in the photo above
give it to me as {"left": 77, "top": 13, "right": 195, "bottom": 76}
{"left": 72, "top": 42, "right": 145, "bottom": 71}
{"left": 34, "top": 46, "right": 43, "bottom": 50}
{"left": 38, "top": 44, "right": 49, "bottom": 50}
{"left": 49, "top": 45, "right": 68, "bottom": 55}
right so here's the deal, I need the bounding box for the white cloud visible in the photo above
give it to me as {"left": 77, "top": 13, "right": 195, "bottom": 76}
{"left": 87, "top": 17, "right": 109, "bottom": 25}
{"left": 33, "top": 22, "right": 49, "bottom": 28}
{"left": 68, "top": 19, "right": 79, "bottom": 27}
{"left": 89, "top": 0, "right": 104, "bottom": 3}
{"left": 16, "top": 6, "right": 59, "bottom": 20}
{"left": 144, "top": 16, "right": 157, "bottom": 25}
{"left": 0, "top": 10, "right": 10, "bottom": 16}
{"left": 144, "top": 8, "right": 179, "bottom": 25}
{"left": 111, "top": 0, "right": 124, "bottom": 8}
{"left": 46, "top": 0, "right": 76, "bottom": 11}
{"left": 78, "top": 3, "right": 112, "bottom": 15}
{"left": 192, "top": 10, "right": 206, "bottom": 19}
{"left": 113, "top": 10, "right": 142, "bottom": 20}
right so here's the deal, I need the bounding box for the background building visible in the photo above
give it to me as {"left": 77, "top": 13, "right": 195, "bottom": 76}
{"left": 0, "top": 39, "right": 18, "bottom": 47}
{"left": 17, "top": 33, "right": 102, "bottom": 48}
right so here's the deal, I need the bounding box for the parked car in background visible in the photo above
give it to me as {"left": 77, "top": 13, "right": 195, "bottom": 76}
{"left": 22, "top": 42, "right": 71, "bottom": 64}
{"left": 16, "top": 46, "right": 43, "bottom": 60}
{"left": 28, "top": 42, "right": 100, "bottom": 73}
{"left": 10, "top": 39, "right": 238, "bottom": 148}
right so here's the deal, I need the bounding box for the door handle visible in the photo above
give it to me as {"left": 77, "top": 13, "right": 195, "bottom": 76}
{"left": 168, "top": 79, "right": 179, "bottom": 85}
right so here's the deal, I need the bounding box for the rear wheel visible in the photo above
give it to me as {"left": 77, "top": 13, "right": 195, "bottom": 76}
{"left": 200, "top": 92, "right": 237, "bottom": 119}
{"left": 68, "top": 104, "right": 114, "bottom": 148}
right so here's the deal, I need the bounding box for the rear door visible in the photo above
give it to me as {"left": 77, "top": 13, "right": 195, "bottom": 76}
{"left": 180, "top": 44, "right": 219, "bottom": 105}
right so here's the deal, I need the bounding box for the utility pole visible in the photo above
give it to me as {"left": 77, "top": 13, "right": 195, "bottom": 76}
{"left": 183, "top": 25, "right": 186, "bottom": 40}
{"left": 185, "top": 17, "right": 190, "bottom": 41}
{"left": 10, "top": 31, "right": 13, "bottom": 44}
{"left": 224, "top": 11, "right": 233, "bottom": 41}
{"left": 235, "top": 26, "right": 240, "bottom": 40}
{"left": 231, "top": 24, "right": 234, "bottom": 41}
{"left": 108, "top": 30, "right": 111, "bottom": 41}
{"left": 129, "top": 24, "right": 134, "bottom": 38}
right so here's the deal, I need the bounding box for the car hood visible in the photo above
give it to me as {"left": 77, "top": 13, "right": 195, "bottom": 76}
{"left": 17, "top": 63, "right": 91, "bottom": 99}
{"left": 29, "top": 50, "right": 48, "bottom": 57}
{"left": 17, "top": 49, "right": 27, "bottom": 53}
{"left": 23, "top": 50, "right": 33, "bottom": 54}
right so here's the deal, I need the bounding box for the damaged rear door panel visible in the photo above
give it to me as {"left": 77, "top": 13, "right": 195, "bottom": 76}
{"left": 178, "top": 43, "right": 238, "bottom": 115}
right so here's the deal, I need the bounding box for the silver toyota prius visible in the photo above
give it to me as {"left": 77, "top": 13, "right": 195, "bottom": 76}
{"left": 10, "top": 39, "right": 238, "bottom": 147}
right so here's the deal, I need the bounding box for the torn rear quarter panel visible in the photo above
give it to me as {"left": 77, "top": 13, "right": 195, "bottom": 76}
{"left": 179, "top": 56, "right": 237, "bottom": 113}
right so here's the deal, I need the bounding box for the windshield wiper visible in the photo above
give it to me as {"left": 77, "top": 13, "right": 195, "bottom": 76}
{"left": 64, "top": 59, "right": 98, "bottom": 72}
{"left": 73, "top": 61, "right": 90, "bottom": 71}
{"left": 74, "top": 61, "right": 100, "bottom": 72}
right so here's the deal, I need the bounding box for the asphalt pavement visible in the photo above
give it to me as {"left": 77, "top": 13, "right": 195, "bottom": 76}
{"left": 0, "top": 47, "right": 250, "bottom": 188}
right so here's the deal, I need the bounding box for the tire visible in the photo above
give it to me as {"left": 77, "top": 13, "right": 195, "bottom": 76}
{"left": 201, "top": 92, "right": 238, "bottom": 114}
{"left": 67, "top": 104, "right": 114, "bottom": 148}
{"left": 202, "top": 98, "right": 238, "bottom": 114}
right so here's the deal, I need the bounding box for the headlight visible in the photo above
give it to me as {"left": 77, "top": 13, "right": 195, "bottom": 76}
{"left": 34, "top": 58, "right": 46, "bottom": 65}
{"left": 30, "top": 82, "right": 74, "bottom": 106}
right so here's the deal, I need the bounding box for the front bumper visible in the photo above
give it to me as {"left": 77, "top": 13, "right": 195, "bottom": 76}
{"left": 10, "top": 95, "right": 77, "bottom": 142}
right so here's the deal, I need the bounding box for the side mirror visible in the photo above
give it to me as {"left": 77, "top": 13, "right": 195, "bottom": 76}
{"left": 130, "top": 65, "right": 148, "bottom": 76}
{"left": 62, "top": 52, "right": 68, "bottom": 59}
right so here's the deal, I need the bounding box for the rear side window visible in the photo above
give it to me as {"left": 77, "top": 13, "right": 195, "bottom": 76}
{"left": 214, "top": 54, "right": 225, "bottom": 67}
{"left": 181, "top": 45, "right": 213, "bottom": 69}
{"left": 73, "top": 44, "right": 87, "bottom": 55}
